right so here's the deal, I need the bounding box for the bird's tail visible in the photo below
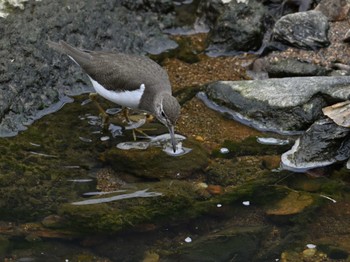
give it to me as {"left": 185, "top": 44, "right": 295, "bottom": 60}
{"left": 47, "top": 40, "right": 92, "bottom": 64}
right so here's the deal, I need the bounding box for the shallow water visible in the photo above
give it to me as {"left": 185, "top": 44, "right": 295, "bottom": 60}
{"left": 0, "top": 94, "right": 348, "bottom": 262}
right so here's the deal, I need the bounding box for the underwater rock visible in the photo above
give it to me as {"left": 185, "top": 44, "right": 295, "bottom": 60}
{"left": 281, "top": 118, "right": 350, "bottom": 171}
{"left": 266, "top": 191, "right": 314, "bottom": 216}
{"left": 102, "top": 138, "right": 208, "bottom": 179}
{"left": 273, "top": 10, "right": 330, "bottom": 50}
{"left": 206, "top": 0, "right": 268, "bottom": 55}
{"left": 204, "top": 76, "right": 350, "bottom": 134}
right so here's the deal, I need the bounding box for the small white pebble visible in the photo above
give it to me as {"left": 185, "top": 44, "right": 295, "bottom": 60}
{"left": 79, "top": 136, "right": 92, "bottom": 143}
{"left": 220, "top": 147, "right": 229, "bottom": 154}
{"left": 65, "top": 259, "right": 69, "bottom": 262}
{"left": 217, "top": 203, "right": 222, "bottom": 208}
{"left": 100, "top": 136, "right": 110, "bottom": 141}
{"left": 242, "top": 201, "right": 250, "bottom": 206}
{"left": 184, "top": 237, "right": 192, "bottom": 243}
{"left": 306, "top": 244, "right": 317, "bottom": 249}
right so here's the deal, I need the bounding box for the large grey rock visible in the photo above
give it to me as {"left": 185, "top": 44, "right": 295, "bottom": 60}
{"left": 204, "top": 76, "right": 350, "bottom": 134}
{"left": 281, "top": 118, "right": 350, "bottom": 171}
{"left": 0, "top": 1, "right": 178, "bottom": 137}
{"left": 273, "top": 10, "right": 330, "bottom": 50}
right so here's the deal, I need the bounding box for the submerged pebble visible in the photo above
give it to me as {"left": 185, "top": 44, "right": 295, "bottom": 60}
{"left": 242, "top": 201, "right": 250, "bottom": 206}
{"left": 106, "top": 108, "right": 122, "bottom": 115}
{"left": 87, "top": 115, "right": 102, "bottom": 126}
{"left": 117, "top": 141, "right": 149, "bottom": 150}
{"left": 306, "top": 244, "right": 317, "bottom": 249}
{"left": 72, "top": 189, "right": 162, "bottom": 205}
{"left": 67, "top": 179, "right": 93, "bottom": 183}
{"left": 79, "top": 136, "right": 92, "bottom": 143}
{"left": 256, "top": 137, "right": 289, "bottom": 145}
{"left": 81, "top": 98, "right": 92, "bottom": 106}
{"left": 184, "top": 237, "right": 192, "bottom": 243}
{"left": 220, "top": 147, "right": 229, "bottom": 154}
{"left": 29, "top": 151, "right": 58, "bottom": 158}
{"left": 108, "top": 123, "right": 123, "bottom": 137}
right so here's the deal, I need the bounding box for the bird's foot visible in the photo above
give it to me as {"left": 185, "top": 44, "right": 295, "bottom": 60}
{"left": 123, "top": 114, "right": 156, "bottom": 141}
{"left": 89, "top": 92, "right": 110, "bottom": 129}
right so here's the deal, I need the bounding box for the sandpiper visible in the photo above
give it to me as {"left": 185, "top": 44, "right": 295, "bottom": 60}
{"left": 48, "top": 40, "right": 181, "bottom": 152}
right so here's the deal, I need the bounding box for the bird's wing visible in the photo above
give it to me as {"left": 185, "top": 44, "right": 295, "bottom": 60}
{"left": 49, "top": 40, "right": 171, "bottom": 92}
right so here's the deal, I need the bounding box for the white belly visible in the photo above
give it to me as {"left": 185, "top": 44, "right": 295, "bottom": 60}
{"left": 89, "top": 76, "right": 145, "bottom": 109}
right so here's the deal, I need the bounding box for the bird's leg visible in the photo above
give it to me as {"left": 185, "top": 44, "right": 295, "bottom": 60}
{"left": 89, "top": 93, "right": 109, "bottom": 128}
{"left": 122, "top": 107, "right": 131, "bottom": 123}
{"left": 121, "top": 108, "right": 156, "bottom": 140}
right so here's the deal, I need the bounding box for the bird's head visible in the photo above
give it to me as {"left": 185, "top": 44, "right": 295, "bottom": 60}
{"left": 155, "top": 93, "right": 181, "bottom": 152}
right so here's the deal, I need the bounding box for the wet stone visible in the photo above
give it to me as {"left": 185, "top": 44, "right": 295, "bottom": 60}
{"left": 281, "top": 118, "right": 350, "bottom": 171}
{"left": 266, "top": 191, "right": 314, "bottom": 217}
{"left": 273, "top": 10, "right": 330, "bottom": 50}
{"left": 205, "top": 76, "right": 350, "bottom": 133}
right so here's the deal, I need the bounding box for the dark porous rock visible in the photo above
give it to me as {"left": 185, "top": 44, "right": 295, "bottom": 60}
{"left": 273, "top": 10, "right": 330, "bottom": 50}
{"left": 0, "top": 1, "right": 177, "bottom": 137}
{"left": 196, "top": 0, "right": 226, "bottom": 28}
{"left": 315, "top": 0, "right": 350, "bottom": 21}
{"left": 102, "top": 138, "right": 208, "bottom": 179}
{"left": 206, "top": 0, "right": 269, "bottom": 55}
{"left": 266, "top": 58, "right": 331, "bottom": 77}
{"left": 120, "top": 0, "right": 175, "bottom": 13}
{"left": 281, "top": 118, "right": 350, "bottom": 171}
{"left": 204, "top": 76, "right": 350, "bottom": 134}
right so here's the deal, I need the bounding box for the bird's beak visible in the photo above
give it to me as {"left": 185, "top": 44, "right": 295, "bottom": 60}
{"left": 167, "top": 125, "right": 177, "bottom": 152}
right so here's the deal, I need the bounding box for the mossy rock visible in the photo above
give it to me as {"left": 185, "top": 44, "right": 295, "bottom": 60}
{"left": 59, "top": 180, "right": 205, "bottom": 233}
{"left": 101, "top": 138, "right": 208, "bottom": 179}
